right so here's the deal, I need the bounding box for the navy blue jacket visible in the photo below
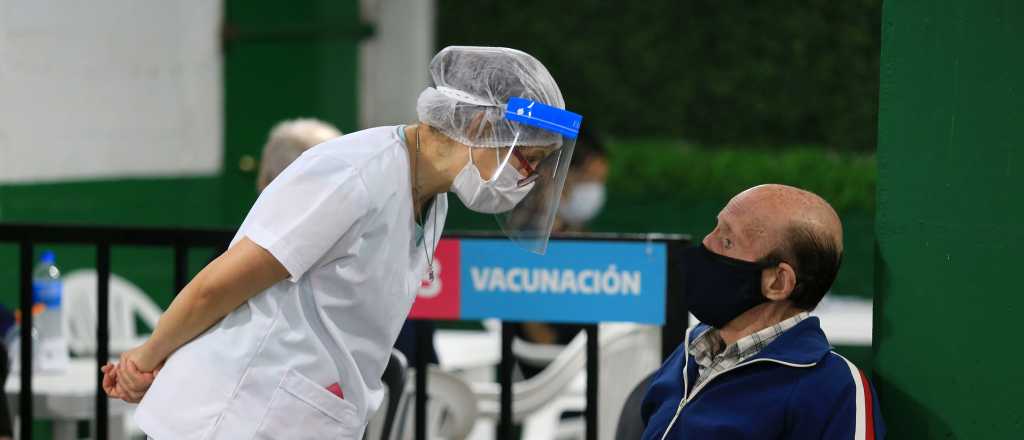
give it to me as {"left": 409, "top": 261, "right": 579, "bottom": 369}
{"left": 641, "top": 317, "right": 885, "bottom": 439}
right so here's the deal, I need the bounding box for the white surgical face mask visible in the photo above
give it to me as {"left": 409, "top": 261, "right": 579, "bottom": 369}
{"left": 451, "top": 151, "right": 534, "bottom": 214}
{"left": 558, "top": 181, "right": 606, "bottom": 226}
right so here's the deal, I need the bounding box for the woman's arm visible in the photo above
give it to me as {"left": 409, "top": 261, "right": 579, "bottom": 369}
{"left": 130, "top": 236, "right": 289, "bottom": 370}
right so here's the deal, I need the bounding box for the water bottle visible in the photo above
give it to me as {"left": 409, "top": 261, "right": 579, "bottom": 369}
{"left": 32, "top": 250, "right": 69, "bottom": 373}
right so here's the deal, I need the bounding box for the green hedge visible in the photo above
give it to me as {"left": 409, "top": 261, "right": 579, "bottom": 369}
{"left": 605, "top": 139, "right": 876, "bottom": 213}
{"left": 437, "top": 0, "right": 881, "bottom": 150}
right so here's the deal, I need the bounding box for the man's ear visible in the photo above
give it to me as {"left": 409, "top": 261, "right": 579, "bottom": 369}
{"left": 762, "top": 262, "right": 797, "bottom": 301}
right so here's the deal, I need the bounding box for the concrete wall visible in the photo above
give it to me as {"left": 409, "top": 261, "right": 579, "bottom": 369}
{"left": 0, "top": 0, "right": 223, "bottom": 184}
{"left": 358, "top": 0, "right": 435, "bottom": 128}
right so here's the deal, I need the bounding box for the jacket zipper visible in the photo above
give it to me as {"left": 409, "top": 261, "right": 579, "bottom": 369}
{"left": 658, "top": 329, "right": 692, "bottom": 440}
{"left": 658, "top": 332, "right": 817, "bottom": 440}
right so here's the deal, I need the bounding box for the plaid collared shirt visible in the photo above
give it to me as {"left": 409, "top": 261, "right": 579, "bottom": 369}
{"left": 689, "top": 311, "right": 810, "bottom": 391}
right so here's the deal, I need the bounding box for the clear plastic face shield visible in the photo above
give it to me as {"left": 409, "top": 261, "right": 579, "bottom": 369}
{"left": 486, "top": 97, "right": 582, "bottom": 254}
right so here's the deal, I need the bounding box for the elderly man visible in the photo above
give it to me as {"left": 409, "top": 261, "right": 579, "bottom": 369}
{"left": 642, "top": 184, "right": 885, "bottom": 439}
{"left": 257, "top": 118, "right": 342, "bottom": 191}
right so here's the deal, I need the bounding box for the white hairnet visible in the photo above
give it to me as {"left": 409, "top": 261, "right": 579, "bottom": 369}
{"left": 258, "top": 118, "right": 342, "bottom": 191}
{"left": 417, "top": 46, "right": 565, "bottom": 148}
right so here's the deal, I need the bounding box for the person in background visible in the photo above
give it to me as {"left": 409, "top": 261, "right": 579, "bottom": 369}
{"left": 551, "top": 126, "right": 609, "bottom": 233}
{"left": 256, "top": 118, "right": 342, "bottom": 192}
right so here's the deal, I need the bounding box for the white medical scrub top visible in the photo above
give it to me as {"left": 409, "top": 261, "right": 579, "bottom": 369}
{"left": 135, "top": 126, "right": 447, "bottom": 439}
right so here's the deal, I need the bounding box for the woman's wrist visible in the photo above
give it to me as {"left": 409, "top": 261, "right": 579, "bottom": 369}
{"left": 132, "top": 341, "right": 166, "bottom": 372}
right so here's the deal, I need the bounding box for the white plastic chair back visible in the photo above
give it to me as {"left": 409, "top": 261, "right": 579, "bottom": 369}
{"left": 472, "top": 323, "right": 660, "bottom": 440}
{"left": 512, "top": 337, "right": 566, "bottom": 368}
{"left": 597, "top": 324, "right": 660, "bottom": 440}
{"left": 61, "top": 269, "right": 163, "bottom": 355}
{"left": 393, "top": 367, "right": 479, "bottom": 440}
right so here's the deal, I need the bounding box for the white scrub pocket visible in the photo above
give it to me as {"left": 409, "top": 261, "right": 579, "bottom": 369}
{"left": 254, "top": 369, "right": 361, "bottom": 439}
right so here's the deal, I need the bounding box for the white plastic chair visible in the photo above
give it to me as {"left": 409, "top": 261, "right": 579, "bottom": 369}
{"left": 61, "top": 269, "right": 163, "bottom": 356}
{"left": 471, "top": 323, "right": 661, "bottom": 440}
{"left": 391, "top": 366, "right": 479, "bottom": 440}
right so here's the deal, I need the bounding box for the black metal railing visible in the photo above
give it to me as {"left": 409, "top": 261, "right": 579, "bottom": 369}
{"left": 0, "top": 224, "right": 232, "bottom": 440}
{"left": 0, "top": 224, "right": 688, "bottom": 440}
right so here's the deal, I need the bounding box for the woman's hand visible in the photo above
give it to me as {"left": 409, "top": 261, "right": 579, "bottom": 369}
{"left": 101, "top": 362, "right": 122, "bottom": 399}
{"left": 100, "top": 344, "right": 163, "bottom": 403}
{"left": 113, "top": 359, "right": 156, "bottom": 403}
{"left": 114, "top": 346, "right": 162, "bottom": 403}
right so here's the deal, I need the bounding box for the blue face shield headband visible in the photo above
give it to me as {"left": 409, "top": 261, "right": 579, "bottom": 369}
{"left": 505, "top": 97, "right": 582, "bottom": 139}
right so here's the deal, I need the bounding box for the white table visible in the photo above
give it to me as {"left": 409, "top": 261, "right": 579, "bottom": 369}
{"left": 6, "top": 358, "right": 132, "bottom": 440}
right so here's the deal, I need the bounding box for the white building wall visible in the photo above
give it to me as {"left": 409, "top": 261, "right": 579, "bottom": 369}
{"left": 0, "top": 0, "right": 223, "bottom": 183}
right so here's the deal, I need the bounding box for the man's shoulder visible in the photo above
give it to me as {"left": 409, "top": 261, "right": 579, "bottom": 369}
{"left": 793, "top": 351, "right": 870, "bottom": 400}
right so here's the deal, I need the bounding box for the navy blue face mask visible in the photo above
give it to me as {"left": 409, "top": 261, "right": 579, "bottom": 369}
{"left": 679, "top": 244, "right": 773, "bottom": 328}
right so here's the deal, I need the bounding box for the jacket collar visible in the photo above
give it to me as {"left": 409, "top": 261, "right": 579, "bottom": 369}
{"left": 688, "top": 316, "right": 831, "bottom": 366}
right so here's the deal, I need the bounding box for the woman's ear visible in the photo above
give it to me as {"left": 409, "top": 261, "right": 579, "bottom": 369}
{"left": 465, "top": 111, "right": 492, "bottom": 143}
{"left": 761, "top": 262, "right": 797, "bottom": 301}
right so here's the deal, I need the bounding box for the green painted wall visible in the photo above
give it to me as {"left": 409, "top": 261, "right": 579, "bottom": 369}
{"left": 222, "top": 0, "right": 364, "bottom": 221}
{"left": 874, "top": 1, "right": 1023, "bottom": 437}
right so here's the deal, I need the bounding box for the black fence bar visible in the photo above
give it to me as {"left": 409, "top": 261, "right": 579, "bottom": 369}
{"left": 662, "top": 240, "right": 689, "bottom": 359}
{"left": 95, "top": 243, "right": 111, "bottom": 440}
{"left": 498, "top": 323, "right": 514, "bottom": 440}
{"left": 585, "top": 324, "right": 599, "bottom": 440}
{"left": 19, "top": 241, "right": 33, "bottom": 440}
{"left": 414, "top": 322, "right": 429, "bottom": 440}
{"left": 174, "top": 241, "right": 188, "bottom": 294}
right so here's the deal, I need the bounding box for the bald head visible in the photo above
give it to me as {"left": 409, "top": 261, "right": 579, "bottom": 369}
{"left": 729, "top": 184, "right": 843, "bottom": 255}
{"left": 704, "top": 184, "right": 844, "bottom": 310}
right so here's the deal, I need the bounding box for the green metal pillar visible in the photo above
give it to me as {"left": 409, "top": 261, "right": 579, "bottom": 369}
{"left": 874, "top": 1, "right": 1024, "bottom": 438}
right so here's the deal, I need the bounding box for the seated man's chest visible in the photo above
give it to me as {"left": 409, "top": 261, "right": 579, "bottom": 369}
{"left": 658, "top": 365, "right": 804, "bottom": 440}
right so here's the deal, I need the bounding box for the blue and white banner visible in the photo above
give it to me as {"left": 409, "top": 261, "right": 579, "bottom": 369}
{"left": 457, "top": 239, "right": 667, "bottom": 324}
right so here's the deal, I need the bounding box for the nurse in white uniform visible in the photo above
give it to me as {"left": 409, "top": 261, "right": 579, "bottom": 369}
{"left": 101, "top": 46, "right": 583, "bottom": 439}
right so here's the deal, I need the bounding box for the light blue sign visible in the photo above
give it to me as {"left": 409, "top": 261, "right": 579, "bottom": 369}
{"left": 459, "top": 239, "right": 667, "bottom": 324}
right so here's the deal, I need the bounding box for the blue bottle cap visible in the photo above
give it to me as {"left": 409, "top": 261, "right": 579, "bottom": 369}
{"left": 40, "top": 250, "right": 56, "bottom": 265}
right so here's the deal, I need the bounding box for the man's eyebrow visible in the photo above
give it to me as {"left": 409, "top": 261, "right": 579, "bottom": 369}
{"left": 717, "top": 214, "right": 733, "bottom": 233}
{"left": 719, "top": 215, "right": 753, "bottom": 246}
